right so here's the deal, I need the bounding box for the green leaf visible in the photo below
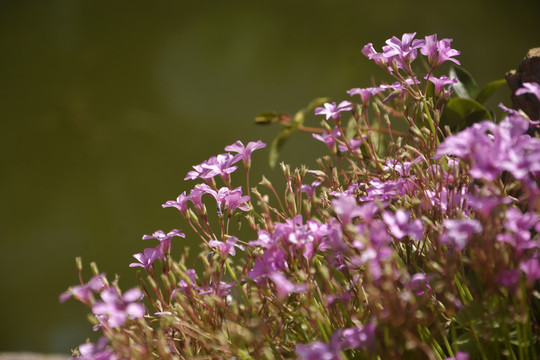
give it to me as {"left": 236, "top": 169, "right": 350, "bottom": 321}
{"left": 449, "top": 66, "right": 480, "bottom": 99}
{"left": 268, "top": 127, "right": 296, "bottom": 169}
{"left": 475, "top": 79, "right": 507, "bottom": 104}
{"left": 440, "top": 97, "right": 492, "bottom": 131}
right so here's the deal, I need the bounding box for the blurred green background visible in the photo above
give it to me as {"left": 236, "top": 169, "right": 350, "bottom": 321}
{"left": 0, "top": 0, "right": 538, "bottom": 353}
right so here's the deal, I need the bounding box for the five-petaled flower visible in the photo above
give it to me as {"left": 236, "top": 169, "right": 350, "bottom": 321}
{"left": 92, "top": 288, "right": 145, "bottom": 328}
{"left": 314, "top": 101, "right": 353, "bottom": 121}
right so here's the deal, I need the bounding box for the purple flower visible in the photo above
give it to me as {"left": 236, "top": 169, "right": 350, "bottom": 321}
{"left": 496, "top": 268, "right": 521, "bottom": 289}
{"left": 314, "top": 101, "right": 353, "bottom": 121}
{"left": 185, "top": 153, "right": 239, "bottom": 181}
{"left": 142, "top": 229, "right": 185, "bottom": 253}
{"left": 129, "top": 245, "right": 164, "bottom": 271}
{"left": 296, "top": 338, "right": 342, "bottom": 360}
{"left": 224, "top": 140, "right": 266, "bottom": 168}
{"left": 426, "top": 75, "right": 458, "bottom": 96}
{"left": 209, "top": 236, "right": 245, "bottom": 257}
{"left": 445, "top": 352, "right": 469, "bottom": 360}
{"left": 268, "top": 272, "right": 307, "bottom": 300}
{"left": 383, "top": 156, "right": 422, "bottom": 177}
{"left": 162, "top": 191, "right": 188, "bottom": 215}
{"left": 519, "top": 258, "right": 540, "bottom": 285}
{"left": 516, "top": 82, "right": 540, "bottom": 101}
{"left": 347, "top": 87, "right": 384, "bottom": 105}
{"left": 377, "top": 32, "right": 425, "bottom": 70}
{"left": 332, "top": 193, "right": 365, "bottom": 224}
{"left": 60, "top": 274, "right": 106, "bottom": 304}
{"left": 338, "top": 136, "right": 365, "bottom": 154}
{"left": 92, "top": 288, "right": 145, "bottom": 328}
{"left": 340, "top": 323, "right": 376, "bottom": 351}
{"left": 410, "top": 273, "right": 432, "bottom": 296}
{"left": 420, "top": 34, "right": 461, "bottom": 68}
{"left": 201, "top": 186, "right": 251, "bottom": 214}
{"left": 76, "top": 337, "right": 117, "bottom": 360}
{"left": 440, "top": 219, "right": 482, "bottom": 250}
{"left": 301, "top": 180, "right": 322, "bottom": 198}
{"left": 382, "top": 209, "right": 424, "bottom": 241}
{"left": 313, "top": 126, "right": 342, "bottom": 149}
{"left": 248, "top": 247, "right": 287, "bottom": 280}
{"left": 497, "top": 207, "right": 540, "bottom": 251}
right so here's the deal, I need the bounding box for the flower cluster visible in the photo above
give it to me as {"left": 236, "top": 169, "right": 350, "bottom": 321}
{"left": 63, "top": 34, "right": 540, "bottom": 360}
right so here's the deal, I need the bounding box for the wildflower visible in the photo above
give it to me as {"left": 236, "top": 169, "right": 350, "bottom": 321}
{"left": 410, "top": 273, "right": 432, "bottom": 296}
{"left": 425, "top": 75, "right": 458, "bottom": 96}
{"left": 248, "top": 247, "right": 287, "bottom": 280}
{"left": 340, "top": 323, "right": 376, "bottom": 351}
{"left": 347, "top": 87, "right": 384, "bottom": 105}
{"left": 202, "top": 186, "right": 251, "bottom": 214}
{"left": 515, "top": 82, "right": 540, "bottom": 101}
{"left": 92, "top": 288, "right": 145, "bottom": 328}
{"left": 312, "top": 126, "right": 342, "bottom": 149}
{"left": 162, "top": 191, "right": 188, "bottom": 215}
{"left": 209, "top": 236, "right": 244, "bottom": 257}
{"left": 268, "top": 272, "right": 307, "bottom": 300}
{"left": 519, "top": 258, "right": 540, "bottom": 286}
{"left": 440, "top": 219, "right": 482, "bottom": 250}
{"left": 314, "top": 101, "right": 353, "bottom": 121}
{"left": 380, "top": 32, "right": 425, "bottom": 70}
{"left": 382, "top": 209, "right": 424, "bottom": 241}
{"left": 224, "top": 140, "right": 266, "bottom": 168}
{"left": 338, "top": 137, "right": 365, "bottom": 154}
{"left": 185, "top": 153, "right": 239, "bottom": 181}
{"left": 59, "top": 273, "right": 106, "bottom": 304}
{"left": 76, "top": 337, "right": 117, "bottom": 360}
{"left": 129, "top": 245, "right": 164, "bottom": 271}
{"left": 142, "top": 229, "right": 185, "bottom": 253}
{"left": 420, "top": 34, "right": 461, "bottom": 68}
{"left": 445, "top": 352, "right": 470, "bottom": 360}
{"left": 332, "top": 193, "right": 365, "bottom": 224}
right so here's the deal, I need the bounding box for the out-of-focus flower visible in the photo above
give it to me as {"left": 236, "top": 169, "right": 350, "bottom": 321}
{"left": 312, "top": 126, "right": 341, "bottom": 149}
{"left": 209, "top": 236, "right": 244, "bottom": 257}
{"left": 520, "top": 258, "right": 540, "bottom": 285}
{"left": 92, "top": 288, "right": 145, "bottom": 328}
{"left": 382, "top": 209, "right": 424, "bottom": 241}
{"left": 60, "top": 274, "right": 106, "bottom": 304}
{"left": 440, "top": 219, "right": 482, "bottom": 250}
{"left": 516, "top": 82, "right": 540, "bottom": 101}
{"left": 268, "top": 272, "right": 307, "bottom": 300}
{"left": 76, "top": 337, "right": 117, "bottom": 360}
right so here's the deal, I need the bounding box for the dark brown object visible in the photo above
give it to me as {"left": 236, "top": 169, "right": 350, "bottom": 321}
{"left": 505, "top": 47, "right": 540, "bottom": 120}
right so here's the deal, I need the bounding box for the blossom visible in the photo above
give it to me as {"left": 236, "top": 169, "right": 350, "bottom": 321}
{"left": 347, "top": 87, "right": 384, "bottom": 105}
{"left": 314, "top": 101, "right": 353, "bottom": 121}
{"left": 313, "top": 126, "right": 342, "bottom": 149}
{"left": 381, "top": 32, "right": 425, "bottom": 68}
{"left": 519, "top": 258, "right": 540, "bottom": 285}
{"left": 162, "top": 191, "right": 188, "bottom": 215}
{"left": 426, "top": 75, "right": 458, "bottom": 96}
{"left": 268, "top": 272, "right": 307, "bottom": 300}
{"left": 209, "top": 236, "right": 245, "bottom": 257}
{"left": 224, "top": 140, "right": 266, "bottom": 168}
{"left": 185, "top": 153, "right": 239, "bottom": 181}
{"left": 339, "top": 323, "right": 376, "bottom": 351}
{"left": 382, "top": 209, "right": 424, "bottom": 241}
{"left": 142, "top": 229, "right": 185, "bottom": 253}
{"left": 200, "top": 186, "right": 251, "bottom": 214}
{"left": 440, "top": 219, "right": 482, "bottom": 250}
{"left": 445, "top": 352, "right": 470, "bottom": 360}
{"left": 59, "top": 274, "right": 106, "bottom": 304}
{"left": 420, "top": 34, "right": 461, "bottom": 68}
{"left": 332, "top": 193, "right": 365, "bottom": 224}
{"left": 92, "top": 288, "right": 145, "bottom": 327}
{"left": 515, "top": 82, "right": 540, "bottom": 101}
{"left": 76, "top": 337, "right": 117, "bottom": 360}
{"left": 410, "top": 273, "right": 432, "bottom": 296}
{"left": 129, "top": 245, "right": 164, "bottom": 271}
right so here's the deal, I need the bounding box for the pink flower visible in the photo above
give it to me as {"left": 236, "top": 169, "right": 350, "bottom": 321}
{"left": 268, "top": 272, "right": 307, "bottom": 300}
{"left": 92, "top": 288, "right": 145, "bottom": 328}
{"left": 314, "top": 101, "right": 353, "bottom": 121}
{"left": 129, "top": 245, "right": 164, "bottom": 271}
{"left": 420, "top": 34, "right": 461, "bottom": 68}
{"left": 209, "top": 236, "right": 245, "bottom": 257}
{"left": 224, "top": 140, "right": 266, "bottom": 168}
{"left": 59, "top": 274, "right": 106, "bottom": 304}
{"left": 347, "top": 87, "right": 384, "bottom": 105}
{"left": 516, "top": 82, "right": 540, "bottom": 101}
{"left": 162, "top": 191, "right": 188, "bottom": 215}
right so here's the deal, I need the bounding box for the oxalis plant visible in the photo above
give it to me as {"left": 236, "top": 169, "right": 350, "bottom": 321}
{"left": 61, "top": 33, "right": 540, "bottom": 360}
